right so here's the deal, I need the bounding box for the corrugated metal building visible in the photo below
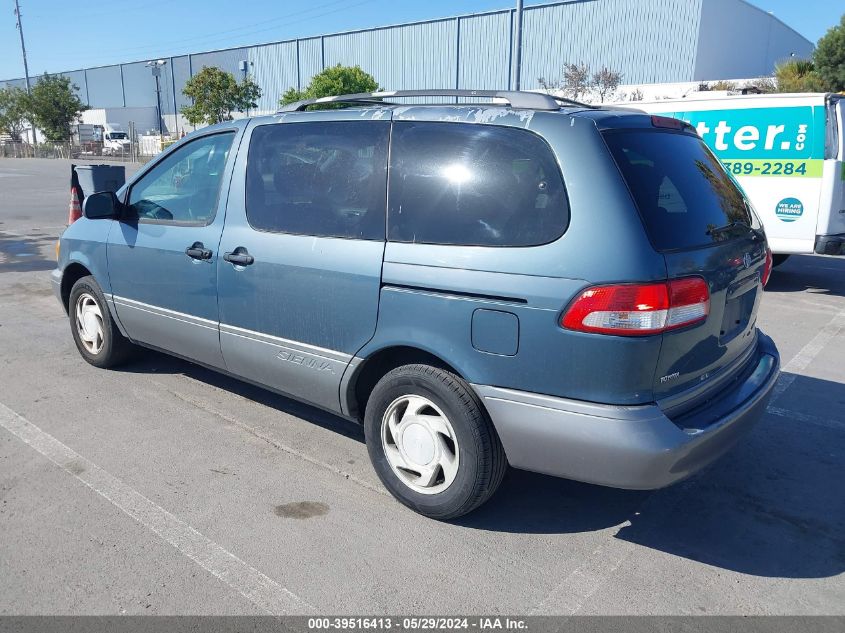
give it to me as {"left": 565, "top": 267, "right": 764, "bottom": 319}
{"left": 1, "top": 0, "right": 813, "bottom": 132}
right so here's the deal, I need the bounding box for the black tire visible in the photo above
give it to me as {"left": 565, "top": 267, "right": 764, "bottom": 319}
{"left": 364, "top": 364, "right": 507, "bottom": 520}
{"left": 68, "top": 275, "right": 134, "bottom": 368}
{"left": 772, "top": 254, "right": 790, "bottom": 267}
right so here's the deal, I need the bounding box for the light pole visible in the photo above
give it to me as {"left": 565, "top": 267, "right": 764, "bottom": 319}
{"left": 512, "top": 0, "right": 524, "bottom": 91}
{"left": 13, "top": 0, "right": 33, "bottom": 144}
{"left": 146, "top": 59, "right": 167, "bottom": 137}
{"left": 239, "top": 60, "right": 252, "bottom": 117}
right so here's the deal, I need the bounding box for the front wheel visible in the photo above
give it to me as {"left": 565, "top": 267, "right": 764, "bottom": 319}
{"left": 364, "top": 364, "right": 507, "bottom": 520}
{"left": 69, "top": 276, "right": 134, "bottom": 368}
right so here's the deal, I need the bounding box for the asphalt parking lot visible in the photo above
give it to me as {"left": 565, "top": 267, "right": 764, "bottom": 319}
{"left": 0, "top": 157, "right": 843, "bottom": 615}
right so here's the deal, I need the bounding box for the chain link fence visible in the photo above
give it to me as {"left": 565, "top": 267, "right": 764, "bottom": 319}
{"left": 0, "top": 141, "right": 157, "bottom": 163}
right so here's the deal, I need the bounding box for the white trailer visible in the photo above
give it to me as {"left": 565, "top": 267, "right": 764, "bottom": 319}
{"left": 621, "top": 93, "right": 844, "bottom": 262}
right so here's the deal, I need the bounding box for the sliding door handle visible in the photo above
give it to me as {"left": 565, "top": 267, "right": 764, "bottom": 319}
{"left": 223, "top": 247, "right": 254, "bottom": 266}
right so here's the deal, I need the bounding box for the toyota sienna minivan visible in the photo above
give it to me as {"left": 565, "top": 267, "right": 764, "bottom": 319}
{"left": 53, "top": 90, "right": 780, "bottom": 519}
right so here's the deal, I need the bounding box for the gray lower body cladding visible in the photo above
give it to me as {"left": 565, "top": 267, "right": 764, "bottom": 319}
{"left": 50, "top": 269, "right": 63, "bottom": 306}
{"left": 473, "top": 332, "right": 779, "bottom": 489}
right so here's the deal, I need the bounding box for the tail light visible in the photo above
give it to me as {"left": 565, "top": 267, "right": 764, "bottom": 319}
{"left": 562, "top": 277, "right": 710, "bottom": 336}
{"left": 762, "top": 248, "right": 773, "bottom": 287}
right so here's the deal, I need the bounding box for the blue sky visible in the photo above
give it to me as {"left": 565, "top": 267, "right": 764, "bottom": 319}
{"left": 1, "top": 0, "right": 841, "bottom": 80}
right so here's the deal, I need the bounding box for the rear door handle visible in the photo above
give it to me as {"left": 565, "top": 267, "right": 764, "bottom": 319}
{"left": 185, "top": 242, "right": 212, "bottom": 260}
{"left": 223, "top": 247, "right": 254, "bottom": 266}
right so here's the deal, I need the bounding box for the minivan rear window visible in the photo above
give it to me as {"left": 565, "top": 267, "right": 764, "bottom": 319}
{"left": 388, "top": 122, "right": 568, "bottom": 247}
{"left": 604, "top": 130, "right": 751, "bottom": 251}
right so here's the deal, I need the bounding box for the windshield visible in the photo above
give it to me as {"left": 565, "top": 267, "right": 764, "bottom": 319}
{"left": 604, "top": 130, "right": 752, "bottom": 251}
{"left": 107, "top": 132, "right": 128, "bottom": 140}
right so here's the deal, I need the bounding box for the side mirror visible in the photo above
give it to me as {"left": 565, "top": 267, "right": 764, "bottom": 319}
{"left": 83, "top": 191, "right": 120, "bottom": 220}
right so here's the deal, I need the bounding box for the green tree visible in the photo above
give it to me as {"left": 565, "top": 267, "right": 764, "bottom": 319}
{"left": 814, "top": 13, "right": 845, "bottom": 91}
{"left": 775, "top": 59, "right": 827, "bottom": 92}
{"left": 26, "top": 74, "right": 87, "bottom": 141}
{"left": 0, "top": 86, "right": 29, "bottom": 141}
{"left": 181, "top": 66, "right": 261, "bottom": 126}
{"left": 280, "top": 64, "right": 379, "bottom": 108}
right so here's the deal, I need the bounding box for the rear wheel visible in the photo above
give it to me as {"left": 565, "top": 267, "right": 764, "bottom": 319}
{"left": 69, "top": 276, "right": 134, "bottom": 368}
{"left": 364, "top": 364, "right": 507, "bottom": 519}
{"left": 772, "top": 254, "right": 790, "bottom": 267}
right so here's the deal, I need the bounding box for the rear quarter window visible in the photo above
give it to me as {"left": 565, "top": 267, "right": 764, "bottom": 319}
{"left": 604, "top": 130, "right": 752, "bottom": 251}
{"left": 388, "top": 121, "right": 569, "bottom": 247}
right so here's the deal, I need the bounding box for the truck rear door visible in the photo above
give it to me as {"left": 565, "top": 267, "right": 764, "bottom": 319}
{"left": 816, "top": 95, "right": 845, "bottom": 250}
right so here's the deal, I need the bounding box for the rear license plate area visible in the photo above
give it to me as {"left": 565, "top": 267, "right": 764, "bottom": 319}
{"left": 720, "top": 287, "right": 757, "bottom": 342}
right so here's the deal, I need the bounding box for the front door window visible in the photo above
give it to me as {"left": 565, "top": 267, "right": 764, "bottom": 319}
{"left": 127, "top": 132, "right": 235, "bottom": 225}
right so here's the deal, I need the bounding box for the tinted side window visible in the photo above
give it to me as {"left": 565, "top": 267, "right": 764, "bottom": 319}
{"left": 388, "top": 122, "right": 568, "bottom": 247}
{"left": 246, "top": 121, "right": 389, "bottom": 240}
{"left": 128, "top": 132, "right": 235, "bottom": 224}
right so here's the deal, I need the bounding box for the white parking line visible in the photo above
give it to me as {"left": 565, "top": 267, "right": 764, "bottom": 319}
{"left": 528, "top": 527, "right": 634, "bottom": 615}
{"left": 149, "top": 377, "right": 389, "bottom": 497}
{"left": 770, "top": 309, "right": 845, "bottom": 403}
{"left": 535, "top": 309, "right": 845, "bottom": 614}
{"left": 0, "top": 401, "right": 314, "bottom": 615}
{"left": 767, "top": 406, "right": 845, "bottom": 431}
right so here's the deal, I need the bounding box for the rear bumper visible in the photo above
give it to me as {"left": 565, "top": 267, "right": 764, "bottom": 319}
{"left": 473, "top": 333, "right": 779, "bottom": 489}
{"left": 815, "top": 233, "right": 845, "bottom": 255}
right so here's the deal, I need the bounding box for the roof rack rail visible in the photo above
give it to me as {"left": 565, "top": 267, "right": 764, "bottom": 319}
{"left": 277, "top": 89, "right": 595, "bottom": 112}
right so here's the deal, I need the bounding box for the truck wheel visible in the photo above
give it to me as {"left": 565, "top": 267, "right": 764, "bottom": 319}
{"left": 69, "top": 276, "right": 134, "bottom": 369}
{"left": 772, "top": 254, "right": 790, "bottom": 267}
{"left": 364, "top": 364, "right": 507, "bottom": 520}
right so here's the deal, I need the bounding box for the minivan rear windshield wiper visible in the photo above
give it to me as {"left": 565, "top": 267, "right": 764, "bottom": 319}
{"left": 706, "top": 221, "right": 750, "bottom": 237}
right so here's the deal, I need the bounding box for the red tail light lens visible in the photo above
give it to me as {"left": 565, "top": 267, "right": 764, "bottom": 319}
{"left": 651, "top": 115, "right": 685, "bottom": 130}
{"left": 562, "top": 277, "right": 710, "bottom": 336}
{"left": 666, "top": 277, "right": 710, "bottom": 329}
{"left": 561, "top": 283, "right": 669, "bottom": 335}
{"left": 762, "top": 248, "right": 773, "bottom": 287}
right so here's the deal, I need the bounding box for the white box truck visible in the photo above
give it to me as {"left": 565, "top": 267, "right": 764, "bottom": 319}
{"left": 72, "top": 123, "right": 131, "bottom": 157}
{"left": 101, "top": 124, "right": 131, "bottom": 156}
{"left": 621, "top": 93, "right": 844, "bottom": 264}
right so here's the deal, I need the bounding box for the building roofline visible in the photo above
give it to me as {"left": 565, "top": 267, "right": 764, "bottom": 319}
{"left": 732, "top": 0, "right": 814, "bottom": 49}
{"left": 2, "top": 1, "right": 524, "bottom": 82}
{"left": 2, "top": 0, "right": 816, "bottom": 84}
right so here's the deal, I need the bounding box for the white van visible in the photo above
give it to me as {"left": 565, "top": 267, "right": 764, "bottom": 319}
{"left": 625, "top": 93, "right": 844, "bottom": 264}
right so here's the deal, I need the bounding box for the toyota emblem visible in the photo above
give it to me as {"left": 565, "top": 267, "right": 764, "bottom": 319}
{"left": 743, "top": 252, "right": 753, "bottom": 269}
